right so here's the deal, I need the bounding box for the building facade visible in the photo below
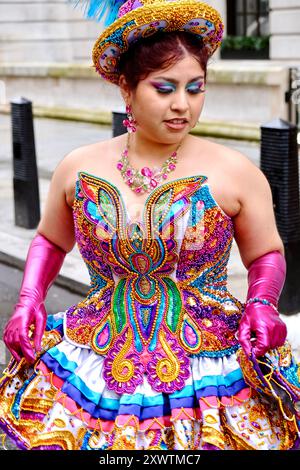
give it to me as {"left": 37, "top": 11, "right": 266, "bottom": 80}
{"left": 216, "top": 0, "right": 300, "bottom": 62}
{"left": 0, "top": 0, "right": 299, "bottom": 138}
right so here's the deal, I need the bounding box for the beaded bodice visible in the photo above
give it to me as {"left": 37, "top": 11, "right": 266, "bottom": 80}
{"left": 66, "top": 171, "right": 243, "bottom": 394}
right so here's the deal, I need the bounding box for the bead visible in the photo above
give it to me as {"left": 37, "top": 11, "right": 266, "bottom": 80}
{"left": 69, "top": 171, "right": 243, "bottom": 400}
{"left": 116, "top": 135, "right": 181, "bottom": 194}
{"left": 150, "top": 179, "right": 157, "bottom": 188}
{"left": 141, "top": 167, "right": 152, "bottom": 177}
{"left": 246, "top": 297, "right": 278, "bottom": 312}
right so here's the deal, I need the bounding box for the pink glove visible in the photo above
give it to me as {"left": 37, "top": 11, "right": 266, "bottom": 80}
{"left": 238, "top": 250, "right": 287, "bottom": 357}
{"left": 3, "top": 233, "right": 66, "bottom": 364}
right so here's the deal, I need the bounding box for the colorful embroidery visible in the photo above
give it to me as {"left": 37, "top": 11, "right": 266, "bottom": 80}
{"left": 66, "top": 172, "right": 243, "bottom": 393}
{"left": 1, "top": 172, "right": 300, "bottom": 450}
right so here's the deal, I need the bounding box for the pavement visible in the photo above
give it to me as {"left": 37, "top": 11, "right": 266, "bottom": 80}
{"left": 0, "top": 112, "right": 300, "bottom": 361}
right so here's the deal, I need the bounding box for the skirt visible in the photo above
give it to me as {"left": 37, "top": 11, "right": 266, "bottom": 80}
{"left": 0, "top": 312, "right": 300, "bottom": 451}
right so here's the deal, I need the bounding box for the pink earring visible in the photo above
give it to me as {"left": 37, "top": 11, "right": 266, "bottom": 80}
{"left": 123, "top": 104, "right": 137, "bottom": 133}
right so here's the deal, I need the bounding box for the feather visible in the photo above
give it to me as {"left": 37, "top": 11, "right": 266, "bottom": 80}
{"left": 69, "top": 0, "right": 127, "bottom": 26}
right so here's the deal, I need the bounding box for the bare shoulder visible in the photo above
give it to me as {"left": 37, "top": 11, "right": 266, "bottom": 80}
{"left": 189, "top": 137, "right": 271, "bottom": 218}
{"left": 59, "top": 140, "right": 108, "bottom": 170}
{"left": 217, "top": 141, "right": 270, "bottom": 196}
{"left": 53, "top": 138, "right": 120, "bottom": 207}
{"left": 199, "top": 137, "right": 267, "bottom": 188}
{"left": 200, "top": 137, "right": 252, "bottom": 169}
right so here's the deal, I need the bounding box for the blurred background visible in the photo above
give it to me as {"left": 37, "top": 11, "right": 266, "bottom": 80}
{"left": 0, "top": 1, "right": 300, "bottom": 377}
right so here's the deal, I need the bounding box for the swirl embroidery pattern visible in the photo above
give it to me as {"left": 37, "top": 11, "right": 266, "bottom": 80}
{"left": 67, "top": 172, "right": 242, "bottom": 394}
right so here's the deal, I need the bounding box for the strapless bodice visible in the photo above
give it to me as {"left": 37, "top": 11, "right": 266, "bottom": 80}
{"left": 65, "top": 171, "right": 243, "bottom": 393}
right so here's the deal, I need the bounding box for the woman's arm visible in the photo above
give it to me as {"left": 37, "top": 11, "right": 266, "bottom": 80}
{"left": 3, "top": 152, "right": 78, "bottom": 363}
{"left": 37, "top": 151, "right": 77, "bottom": 253}
{"left": 232, "top": 153, "right": 287, "bottom": 357}
{"left": 232, "top": 155, "right": 284, "bottom": 268}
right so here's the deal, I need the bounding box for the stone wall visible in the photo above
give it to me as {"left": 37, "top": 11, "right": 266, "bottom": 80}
{"left": 0, "top": 0, "right": 102, "bottom": 62}
{"left": 266, "top": 0, "right": 300, "bottom": 62}
{"left": 0, "top": 61, "right": 289, "bottom": 141}
{"left": 1, "top": 1, "right": 299, "bottom": 63}
{"left": 0, "top": 0, "right": 293, "bottom": 135}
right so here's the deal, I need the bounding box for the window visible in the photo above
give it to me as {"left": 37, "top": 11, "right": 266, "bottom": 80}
{"left": 227, "top": 0, "right": 269, "bottom": 37}
{"left": 222, "top": 0, "right": 270, "bottom": 59}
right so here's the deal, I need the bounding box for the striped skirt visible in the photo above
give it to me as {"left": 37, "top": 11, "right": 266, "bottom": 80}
{"left": 0, "top": 312, "right": 299, "bottom": 450}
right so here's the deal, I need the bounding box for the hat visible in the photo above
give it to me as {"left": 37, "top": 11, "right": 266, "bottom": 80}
{"left": 75, "top": 0, "right": 224, "bottom": 85}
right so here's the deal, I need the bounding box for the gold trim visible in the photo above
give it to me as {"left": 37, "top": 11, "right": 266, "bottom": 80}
{"left": 92, "top": 1, "right": 223, "bottom": 83}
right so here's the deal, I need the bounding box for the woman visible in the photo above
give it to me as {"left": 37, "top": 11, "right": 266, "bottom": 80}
{"left": 0, "top": 0, "right": 299, "bottom": 450}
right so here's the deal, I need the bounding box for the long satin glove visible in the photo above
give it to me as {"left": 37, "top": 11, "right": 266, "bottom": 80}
{"left": 3, "top": 233, "right": 66, "bottom": 364}
{"left": 238, "top": 250, "right": 287, "bottom": 357}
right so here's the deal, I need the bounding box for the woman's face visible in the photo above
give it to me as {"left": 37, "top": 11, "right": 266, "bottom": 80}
{"left": 120, "top": 54, "right": 206, "bottom": 145}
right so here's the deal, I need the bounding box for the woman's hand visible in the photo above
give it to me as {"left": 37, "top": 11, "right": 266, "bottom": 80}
{"left": 3, "top": 300, "right": 47, "bottom": 364}
{"left": 238, "top": 302, "right": 287, "bottom": 357}
{"left": 2, "top": 233, "right": 66, "bottom": 365}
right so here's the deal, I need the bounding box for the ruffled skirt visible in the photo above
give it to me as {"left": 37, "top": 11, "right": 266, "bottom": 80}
{"left": 0, "top": 312, "right": 300, "bottom": 450}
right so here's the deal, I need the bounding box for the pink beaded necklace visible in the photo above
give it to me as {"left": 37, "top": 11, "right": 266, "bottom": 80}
{"left": 116, "top": 136, "right": 181, "bottom": 194}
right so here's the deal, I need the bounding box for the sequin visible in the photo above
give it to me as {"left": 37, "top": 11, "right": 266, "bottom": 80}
{"left": 65, "top": 172, "right": 243, "bottom": 393}
{"left": 92, "top": 1, "right": 224, "bottom": 84}
{"left": 1, "top": 170, "right": 300, "bottom": 451}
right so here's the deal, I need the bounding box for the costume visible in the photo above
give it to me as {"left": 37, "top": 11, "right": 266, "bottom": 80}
{"left": 89, "top": 0, "right": 224, "bottom": 84}
{"left": 1, "top": 0, "right": 300, "bottom": 451}
{"left": 1, "top": 172, "right": 300, "bottom": 450}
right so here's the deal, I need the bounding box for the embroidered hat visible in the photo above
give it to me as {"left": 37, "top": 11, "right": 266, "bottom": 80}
{"left": 73, "top": 0, "right": 224, "bottom": 85}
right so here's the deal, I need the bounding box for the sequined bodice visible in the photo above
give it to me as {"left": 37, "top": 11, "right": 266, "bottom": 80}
{"left": 66, "top": 171, "right": 243, "bottom": 394}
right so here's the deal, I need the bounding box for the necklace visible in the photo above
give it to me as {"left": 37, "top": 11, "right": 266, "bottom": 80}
{"left": 116, "top": 136, "right": 180, "bottom": 194}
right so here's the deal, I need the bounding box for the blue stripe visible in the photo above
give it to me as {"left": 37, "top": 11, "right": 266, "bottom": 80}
{"left": 141, "top": 404, "right": 171, "bottom": 420}
{"left": 67, "top": 373, "right": 102, "bottom": 406}
{"left": 39, "top": 349, "right": 249, "bottom": 421}
{"left": 47, "top": 347, "right": 78, "bottom": 373}
{"left": 169, "top": 396, "right": 198, "bottom": 408}
{"left": 118, "top": 404, "right": 142, "bottom": 416}
{"left": 120, "top": 393, "right": 166, "bottom": 407}
{"left": 119, "top": 393, "right": 144, "bottom": 406}
{"left": 46, "top": 315, "right": 64, "bottom": 330}
{"left": 170, "top": 368, "right": 244, "bottom": 399}
{"left": 194, "top": 368, "right": 244, "bottom": 389}
{"left": 61, "top": 383, "right": 174, "bottom": 421}
{"left": 169, "top": 384, "right": 196, "bottom": 399}
{"left": 118, "top": 403, "right": 172, "bottom": 420}
{"left": 43, "top": 352, "right": 170, "bottom": 408}
{"left": 195, "top": 378, "right": 247, "bottom": 398}
{"left": 61, "top": 382, "right": 118, "bottom": 420}
{"left": 43, "top": 354, "right": 170, "bottom": 409}
{"left": 42, "top": 354, "right": 74, "bottom": 381}
{"left": 43, "top": 352, "right": 247, "bottom": 403}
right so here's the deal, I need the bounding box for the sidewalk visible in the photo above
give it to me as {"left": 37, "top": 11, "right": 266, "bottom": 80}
{"left": 1, "top": 113, "right": 299, "bottom": 360}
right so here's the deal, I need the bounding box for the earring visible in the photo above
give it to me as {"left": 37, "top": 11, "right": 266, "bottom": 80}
{"left": 123, "top": 104, "right": 137, "bottom": 133}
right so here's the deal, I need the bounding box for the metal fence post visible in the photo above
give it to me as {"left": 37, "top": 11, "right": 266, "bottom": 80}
{"left": 260, "top": 118, "right": 300, "bottom": 314}
{"left": 11, "top": 97, "right": 40, "bottom": 228}
{"left": 112, "top": 110, "right": 127, "bottom": 137}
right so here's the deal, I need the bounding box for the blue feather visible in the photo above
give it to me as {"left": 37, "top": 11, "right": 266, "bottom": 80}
{"left": 69, "top": 0, "right": 127, "bottom": 26}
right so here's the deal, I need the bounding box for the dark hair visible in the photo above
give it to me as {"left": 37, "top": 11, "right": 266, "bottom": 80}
{"left": 119, "top": 31, "right": 209, "bottom": 90}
